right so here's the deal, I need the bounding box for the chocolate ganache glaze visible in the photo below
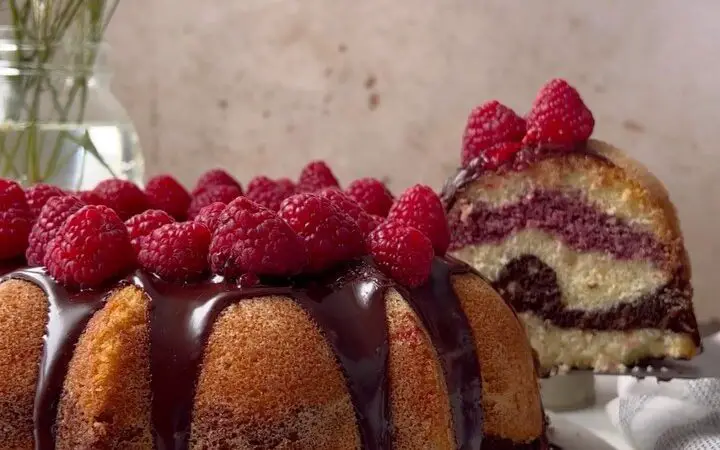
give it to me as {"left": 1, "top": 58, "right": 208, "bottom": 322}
{"left": 0, "top": 256, "right": 550, "bottom": 450}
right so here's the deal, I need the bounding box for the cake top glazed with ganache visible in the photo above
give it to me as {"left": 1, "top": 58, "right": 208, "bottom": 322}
{"left": 0, "top": 162, "right": 547, "bottom": 449}
{"left": 441, "top": 78, "right": 699, "bottom": 375}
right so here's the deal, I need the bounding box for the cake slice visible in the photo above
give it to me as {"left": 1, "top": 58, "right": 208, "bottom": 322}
{"left": 442, "top": 79, "right": 700, "bottom": 374}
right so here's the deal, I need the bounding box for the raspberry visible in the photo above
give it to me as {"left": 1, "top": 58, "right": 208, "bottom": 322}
{"left": 297, "top": 161, "right": 340, "bottom": 192}
{"left": 523, "top": 78, "right": 595, "bottom": 149}
{"left": 276, "top": 178, "right": 296, "bottom": 192}
{"left": 192, "top": 169, "right": 243, "bottom": 195}
{"left": 367, "top": 222, "right": 434, "bottom": 287}
{"left": 93, "top": 179, "right": 149, "bottom": 220}
{"left": 44, "top": 205, "right": 135, "bottom": 289}
{"left": 210, "top": 197, "right": 308, "bottom": 277}
{"left": 462, "top": 100, "right": 526, "bottom": 167}
{"left": 481, "top": 142, "right": 522, "bottom": 170}
{"left": 125, "top": 209, "right": 175, "bottom": 253}
{"left": 187, "top": 184, "right": 242, "bottom": 219}
{"left": 193, "top": 202, "right": 226, "bottom": 233}
{"left": 318, "top": 188, "right": 383, "bottom": 237}
{"left": 387, "top": 185, "right": 450, "bottom": 255}
{"left": 145, "top": 174, "right": 191, "bottom": 220}
{"left": 76, "top": 190, "right": 105, "bottom": 205}
{"left": 138, "top": 222, "right": 211, "bottom": 282}
{"left": 25, "top": 183, "right": 65, "bottom": 218}
{"left": 26, "top": 195, "right": 86, "bottom": 265}
{"left": 345, "top": 178, "right": 394, "bottom": 217}
{"left": 246, "top": 176, "right": 296, "bottom": 211}
{"left": 0, "top": 179, "right": 33, "bottom": 260}
{"left": 278, "top": 193, "right": 365, "bottom": 272}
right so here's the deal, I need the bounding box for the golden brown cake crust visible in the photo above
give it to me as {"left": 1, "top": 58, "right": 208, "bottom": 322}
{"left": 55, "top": 285, "right": 152, "bottom": 449}
{"left": 386, "top": 289, "right": 454, "bottom": 449}
{"left": 452, "top": 274, "right": 544, "bottom": 442}
{"left": 0, "top": 280, "right": 47, "bottom": 450}
{"left": 190, "top": 297, "right": 359, "bottom": 450}
{"left": 587, "top": 139, "right": 691, "bottom": 279}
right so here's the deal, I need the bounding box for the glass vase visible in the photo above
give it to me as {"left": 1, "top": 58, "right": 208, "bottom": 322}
{"left": 0, "top": 26, "right": 144, "bottom": 190}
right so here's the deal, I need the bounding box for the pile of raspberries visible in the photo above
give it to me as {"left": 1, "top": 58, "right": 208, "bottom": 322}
{"left": 461, "top": 78, "right": 595, "bottom": 169}
{"left": 0, "top": 161, "right": 450, "bottom": 289}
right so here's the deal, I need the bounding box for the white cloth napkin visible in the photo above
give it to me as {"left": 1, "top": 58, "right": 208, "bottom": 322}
{"left": 606, "top": 376, "right": 720, "bottom": 450}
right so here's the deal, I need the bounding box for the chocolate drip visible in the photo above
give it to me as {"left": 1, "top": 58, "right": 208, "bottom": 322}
{"left": 493, "top": 255, "right": 700, "bottom": 346}
{"left": 0, "top": 259, "right": 24, "bottom": 277}
{"left": 0, "top": 268, "right": 107, "bottom": 450}
{"left": 132, "top": 273, "right": 292, "bottom": 449}
{"left": 402, "top": 258, "right": 484, "bottom": 449}
{"left": 289, "top": 263, "right": 392, "bottom": 450}
{"left": 135, "top": 259, "right": 393, "bottom": 450}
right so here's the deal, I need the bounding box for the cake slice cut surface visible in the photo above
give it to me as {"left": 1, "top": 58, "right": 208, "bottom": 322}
{"left": 443, "top": 80, "right": 700, "bottom": 375}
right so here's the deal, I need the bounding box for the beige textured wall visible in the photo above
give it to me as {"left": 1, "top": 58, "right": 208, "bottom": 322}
{"left": 106, "top": 0, "right": 717, "bottom": 317}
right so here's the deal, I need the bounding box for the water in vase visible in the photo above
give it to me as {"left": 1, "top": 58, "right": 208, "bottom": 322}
{"left": 0, "top": 121, "right": 144, "bottom": 190}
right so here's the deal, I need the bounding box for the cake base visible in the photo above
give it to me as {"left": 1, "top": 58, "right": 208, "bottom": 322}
{"left": 540, "top": 372, "right": 596, "bottom": 412}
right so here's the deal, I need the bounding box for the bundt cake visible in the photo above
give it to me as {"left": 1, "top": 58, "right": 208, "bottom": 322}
{"left": 0, "top": 168, "right": 547, "bottom": 449}
{"left": 442, "top": 79, "right": 700, "bottom": 375}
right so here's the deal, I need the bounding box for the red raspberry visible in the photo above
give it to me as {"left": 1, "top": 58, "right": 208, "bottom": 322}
{"left": 387, "top": 185, "right": 450, "bottom": 255}
{"left": 187, "top": 184, "right": 242, "bottom": 219}
{"left": 345, "top": 178, "right": 394, "bottom": 217}
{"left": 138, "top": 222, "right": 211, "bottom": 282}
{"left": 26, "top": 195, "right": 86, "bottom": 265}
{"left": 210, "top": 197, "right": 308, "bottom": 277}
{"left": 481, "top": 142, "right": 522, "bottom": 170}
{"left": 125, "top": 209, "right": 175, "bottom": 253}
{"left": 193, "top": 202, "right": 226, "bottom": 233}
{"left": 246, "top": 176, "right": 296, "bottom": 211}
{"left": 297, "top": 161, "right": 340, "bottom": 192}
{"left": 145, "top": 174, "right": 191, "bottom": 220}
{"left": 0, "top": 179, "right": 33, "bottom": 260}
{"left": 318, "top": 188, "right": 383, "bottom": 237}
{"left": 25, "top": 183, "right": 65, "bottom": 219}
{"left": 192, "top": 169, "right": 243, "bottom": 195}
{"left": 93, "top": 179, "right": 149, "bottom": 220}
{"left": 44, "top": 205, "right": 135, "bottom": 289}
{"left": 462, "top": 100, "right": 526, "bottom": 167}
{"left": 367, "top": 222, "right": 434, "bottom": 287}
{"left": 523, "top": 78, "right": 595, "bottom": 149}
{"left": 76, "top": 190, "right": 105, "bottom": 205}
{"left": 278, "top": 193, "right": 365, "bottom": 272}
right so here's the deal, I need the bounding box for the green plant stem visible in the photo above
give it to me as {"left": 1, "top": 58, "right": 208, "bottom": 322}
{"left": 2, "top": 0, "right": 120, "bottom": 185}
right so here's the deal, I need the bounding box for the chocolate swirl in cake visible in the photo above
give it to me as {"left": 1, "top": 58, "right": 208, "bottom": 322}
{"left": 493, "top": 255, "right": 700, "bottom": 346}
{"left": 3, "top": 256, "right": 536, "bottom": 450}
